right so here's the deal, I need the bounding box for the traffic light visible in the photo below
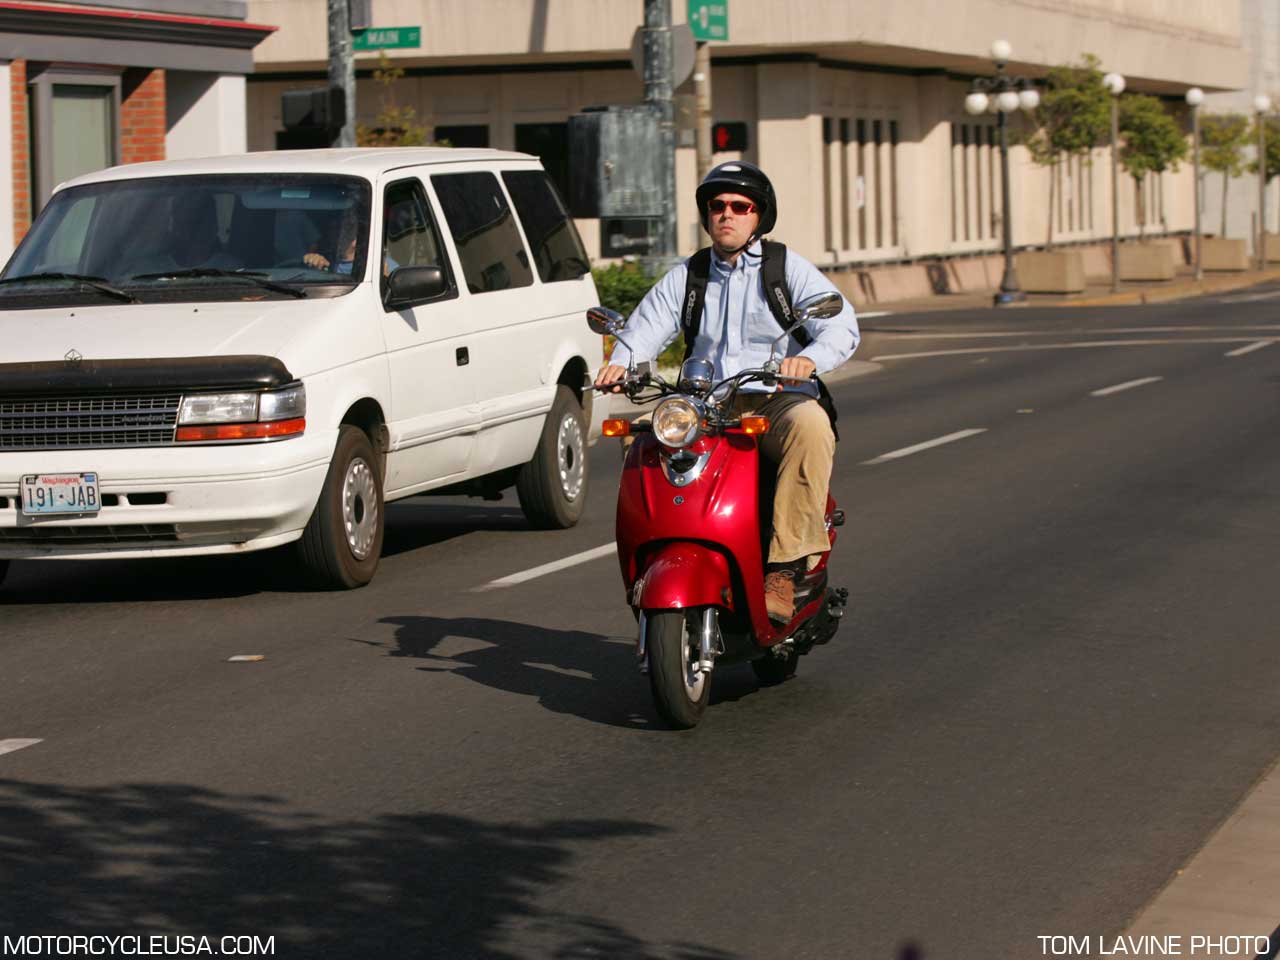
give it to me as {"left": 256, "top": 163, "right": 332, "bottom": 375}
{"left": 711, "top": 122, "right": 749, "bottom": 152}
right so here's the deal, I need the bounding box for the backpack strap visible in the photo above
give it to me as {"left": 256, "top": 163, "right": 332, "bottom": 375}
{"left": 680, "top": 248, "right": 712, "bottom": 362}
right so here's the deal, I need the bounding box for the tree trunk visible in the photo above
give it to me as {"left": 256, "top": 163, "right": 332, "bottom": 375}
{"left": 1221, "top": 171, "right": 1229, "bottom": 237}
{"left": 1046, "top": 158, "right": 1055, "bottom": 249}
{"left": 1134, "top": 176, "right": 1145, "bottom": 239}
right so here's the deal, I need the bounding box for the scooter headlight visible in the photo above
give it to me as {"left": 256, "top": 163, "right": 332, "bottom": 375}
{"left": 652, "top": 397, "right": 702, "bottom": 448}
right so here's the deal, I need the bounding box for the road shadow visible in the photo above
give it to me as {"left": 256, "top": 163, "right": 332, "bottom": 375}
{"left": 0, "top": 778, "right": 737, "bottom": 959}
{"left": 379, "top": 615, "right": 666, "bottom": 730}
{"left": 380, "top": 501, "right": 531, "bottom": 558}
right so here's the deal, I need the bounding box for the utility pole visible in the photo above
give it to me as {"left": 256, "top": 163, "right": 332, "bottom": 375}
{"left": 694, "top": 41, "right": 713, "bottom": 182}
{"left": 642, "top": 0, "right": 677, "bottom": 262}
{"left": 327, "top": 0, "right": 356, "bottom": 147}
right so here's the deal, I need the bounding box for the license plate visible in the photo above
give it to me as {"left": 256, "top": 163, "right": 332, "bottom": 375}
{"left": 20, "top": 472, "right": 101, "bottom": 516}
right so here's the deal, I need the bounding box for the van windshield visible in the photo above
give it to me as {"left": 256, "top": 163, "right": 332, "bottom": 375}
{"left": 2, "top": 174, "right": 373, "bottom": 305}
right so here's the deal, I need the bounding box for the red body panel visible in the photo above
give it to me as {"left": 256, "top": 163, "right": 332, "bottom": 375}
{"left": 633, "top": 542, "right": 733, "bottom": 610}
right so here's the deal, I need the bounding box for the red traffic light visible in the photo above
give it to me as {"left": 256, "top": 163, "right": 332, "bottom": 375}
{"left": 711, "top": 122, "right": 748, "bottom": 152}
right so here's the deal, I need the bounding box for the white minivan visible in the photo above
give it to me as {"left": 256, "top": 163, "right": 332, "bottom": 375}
{"left": 0, "top": 148, "right": 605, "bottom": 588}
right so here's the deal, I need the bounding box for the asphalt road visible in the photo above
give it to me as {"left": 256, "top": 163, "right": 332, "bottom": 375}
{"left": 2, "top": 286, "right": 1279, "bottom": 959}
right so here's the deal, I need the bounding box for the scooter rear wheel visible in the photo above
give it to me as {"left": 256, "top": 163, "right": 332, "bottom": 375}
{"left": 647, "top": 609, "right": 710, "bottom": 729}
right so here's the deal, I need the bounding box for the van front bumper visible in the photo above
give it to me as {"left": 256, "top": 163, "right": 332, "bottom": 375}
{"left": 0, "top": 431, "right": 336, "bottom": 560}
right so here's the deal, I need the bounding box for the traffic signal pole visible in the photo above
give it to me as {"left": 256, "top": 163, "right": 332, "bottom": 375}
{"left": 327, "top": 0, "right": 356, "bottom": 147}
{"left": 694, "top": 42, "right": 713, "bottom": 182}
{"left": 642, "top": 0, "right": 678, "bottom": 262}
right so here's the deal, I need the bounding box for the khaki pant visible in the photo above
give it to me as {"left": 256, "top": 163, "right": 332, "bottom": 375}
{"left": 627, "top": 393, "right": 836, "bottom": 566}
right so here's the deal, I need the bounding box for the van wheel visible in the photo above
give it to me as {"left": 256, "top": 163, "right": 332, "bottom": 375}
{"left": 517, "top": 385, "right": 588, "bottom": 529}
{"left": 297, "top": 425, "right": 384, "bottom": 589}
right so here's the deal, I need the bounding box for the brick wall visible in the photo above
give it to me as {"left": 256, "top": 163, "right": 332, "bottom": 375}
{"left": 11, "top": 59, "right": 28, "bottom": 247}
{"left": 120, "top": 67, "right": 166, "bottom": 165}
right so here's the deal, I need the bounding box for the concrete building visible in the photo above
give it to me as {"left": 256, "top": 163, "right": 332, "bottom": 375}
{"left": 0, "top": 0, "right": 275, "bottom": 259}
{"left": 1200, "top": 0, "right": 1280, "bottom": 254}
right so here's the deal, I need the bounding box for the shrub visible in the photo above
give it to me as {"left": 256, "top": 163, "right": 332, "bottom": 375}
{"left": 591, "top": 263, "right": 686, "bottom": 365}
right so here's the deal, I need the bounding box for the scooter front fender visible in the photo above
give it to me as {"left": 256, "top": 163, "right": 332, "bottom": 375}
{"left": 635, "top": 542, "right": 734, "bottom": 612}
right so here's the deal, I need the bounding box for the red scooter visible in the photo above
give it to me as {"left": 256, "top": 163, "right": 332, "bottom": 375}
{"left": 589, "top": 294, "right": 849, "bottom": 728}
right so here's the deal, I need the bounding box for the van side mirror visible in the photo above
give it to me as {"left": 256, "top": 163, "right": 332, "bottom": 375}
{"left": 385, "top": 265, "right": 447, "bottom": 309}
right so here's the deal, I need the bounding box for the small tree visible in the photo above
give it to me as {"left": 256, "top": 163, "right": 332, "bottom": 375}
{"left": 1200, "top": 112, "right": 1250, "bottom": 236}
{"left": 1246, "top": 115, "right": 1280, "bottom": 234}
{"left": 1024, "top": 54, "right": 1111, "bottom": 247}
{"left": 1118, "top": 94, "right": 1188, "bottom": 237}
{"left": 356, "top": 53, "right": 430, "bottom": 147}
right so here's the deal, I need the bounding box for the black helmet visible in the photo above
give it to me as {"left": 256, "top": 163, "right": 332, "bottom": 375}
{"left": 695, "top": 160, "right": 777, "bottom": 239}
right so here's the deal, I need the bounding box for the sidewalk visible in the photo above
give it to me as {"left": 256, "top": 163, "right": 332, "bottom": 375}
{"left": 855, "top": 266, "right": 1280, "bottom": 315}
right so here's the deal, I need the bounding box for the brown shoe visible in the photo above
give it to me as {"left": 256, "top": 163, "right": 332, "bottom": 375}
{"left": 764, "top": 569, "right": 795, "bottom": 624}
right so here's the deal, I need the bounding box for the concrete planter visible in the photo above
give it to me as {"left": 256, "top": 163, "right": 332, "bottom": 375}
{"left": 1117, "top": 242, "right": 1177, "bottom": 281}
{"left": 1017, "top": 250, "right": 1086, "bottom": 294}
{"left": 1201, "top": 237, "right": 1248, "bottom": 272}
{"left": 1263, "top": 233, "right": 1280, "bottom": 262}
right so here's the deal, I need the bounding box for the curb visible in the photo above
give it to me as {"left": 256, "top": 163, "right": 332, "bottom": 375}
{"left": 1006, "top": 269, "right": 1280, "bottom": 310}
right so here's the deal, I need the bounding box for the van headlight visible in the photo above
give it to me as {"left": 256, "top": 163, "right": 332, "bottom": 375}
{"left": 652, "top": 397, "right": 702, "bottom": 448}
{"left": 177, "top": 383, "right": 307, "bottom": 442}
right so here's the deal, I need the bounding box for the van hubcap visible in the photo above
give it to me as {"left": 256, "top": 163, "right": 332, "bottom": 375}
{"left": 343, "top": 457, "right": 378, "bottom": 560}
{"left": 557, "top": 415, "right": 585, "bottom": 502}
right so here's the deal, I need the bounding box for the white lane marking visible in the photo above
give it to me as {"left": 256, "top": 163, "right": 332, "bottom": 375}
{"left": 875, "top": 325, "right": 1280, "bottom": 340}
{"left": 1091, "top": 376, "right": 1163, "bottom": 397}
{"left": 1225, "top": 340, "right": 1275, "bottom": 357}
{"left": 863, "top": 429, "right": 988, "bottom": 465}
{"left": 871, "top": 338, "right": 1280, "bottom": 361}
{"left": 858, "top": 310, "right": 892, "bottom": 319}
{"left": 1221, "top": 289, "right": 1280, "bottom": 303}
{"left": 473, "top": 543, "right": 617, "bottom": 591}
{"left": 0, "top": 739, "right": 42, "bottom": 757}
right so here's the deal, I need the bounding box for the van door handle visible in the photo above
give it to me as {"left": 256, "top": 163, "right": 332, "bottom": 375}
{"left": 456, "top": 347, "right": 470, "bottom": 366}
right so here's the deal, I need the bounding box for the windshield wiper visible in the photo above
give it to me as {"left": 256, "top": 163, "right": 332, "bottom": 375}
{"left": 0, "top": 272, "right": 138, "bottom": 303}
{"left": 129, "top": 268, "right": 307, "bottom": 299}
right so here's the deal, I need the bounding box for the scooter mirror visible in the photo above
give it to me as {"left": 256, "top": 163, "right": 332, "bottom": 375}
{"left": 587, "top": 306, "right": 626, "bottom": 336}
{"left": 794, "top": 291, "right": 845, "bottom": 323}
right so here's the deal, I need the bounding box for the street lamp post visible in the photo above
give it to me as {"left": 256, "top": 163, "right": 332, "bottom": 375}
{"left": 1255, "top": 94, "right": 1272, "bottom": 271}
{"left": 1104, "top": 72, "right": 1126, "bottom": 293}
{"left": 1186, "top": 87, "right": 1204, "bottom": 281}
{"left": 965, "top": 40, "right": 1039, "bottom": 307}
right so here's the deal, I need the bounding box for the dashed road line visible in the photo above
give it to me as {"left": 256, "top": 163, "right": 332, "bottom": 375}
{"left": 874, "top": 325, "right": 1280, "bottom": 341}
{"left": 0, "top": 739, "right": 42, "bottom": 757}
{"left": 1091, "top": 377, "right": 1164, "bottom": 397}
{"left": 871, "top": 338, "right": 1280, "bottom": 362}
{"left": 862, "top": 429, "right": 988, "bottom": 465}
{"left": 474, "top": 543, "right": 617, "bottom": 591}
{"left": 1226, "top": 340, "right": 1276, "bottom": 358}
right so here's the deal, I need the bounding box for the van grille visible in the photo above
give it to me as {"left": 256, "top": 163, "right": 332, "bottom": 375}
{"left": 0, "top": 394, "right": 181, "bottom": 450}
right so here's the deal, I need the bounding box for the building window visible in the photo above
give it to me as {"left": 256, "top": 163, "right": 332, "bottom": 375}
{"left": 821, "top": 114, "right": 900, "bottom": 256}
{"left": 28, "top": 68, "right": 121, "bottom": 212}
{"left": 434, "top": 124, "right": 489, "bottom": 148}
{"left": 514, "top": 122, "right": 569, "bottom": 202}
{"left": 949, "top": 121, "right": 999, "bottom": 245}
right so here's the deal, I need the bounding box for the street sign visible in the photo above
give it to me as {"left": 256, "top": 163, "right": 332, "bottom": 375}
{"left": 687, "top": 0, "right": 728, "bottom": 42}
{"left": 352, "top": 26, "right": 421, "bottom": 51}
{"left": 629, "top": 24, "right": 696, "bottom": 88}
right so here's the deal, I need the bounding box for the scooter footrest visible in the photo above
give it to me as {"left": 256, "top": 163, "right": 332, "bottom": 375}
{"left": 830, "top": 509, "right": 846, "bottom": 527}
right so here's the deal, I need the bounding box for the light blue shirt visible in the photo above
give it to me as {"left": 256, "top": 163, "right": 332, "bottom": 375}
{"left": 610, "top": 241, "right": 860, "bottom": 394}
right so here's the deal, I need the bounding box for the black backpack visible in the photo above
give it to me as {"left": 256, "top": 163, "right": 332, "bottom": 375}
{"left": 680, "top": 240, "right": 839, "bottom": 439}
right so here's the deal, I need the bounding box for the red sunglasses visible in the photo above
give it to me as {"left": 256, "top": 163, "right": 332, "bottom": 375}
{"left": 707, "top": 199, "right": 757, "bottom": 215}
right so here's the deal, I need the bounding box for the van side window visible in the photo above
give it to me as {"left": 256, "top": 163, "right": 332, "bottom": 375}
{"left": 431, "top": 172, "right": 534, "bottom": 294}
{"left": 382, "top": 179, "right": 451, "bottom": 294}
{"left": 501, "top": 170, "right": 590, "bottom": 283}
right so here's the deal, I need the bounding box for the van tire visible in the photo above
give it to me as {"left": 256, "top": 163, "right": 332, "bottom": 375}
{"left": 297, "top": 426, "right": 383, "bottom": 589}
{"left": 517, "top": 385, "right": 588, "bottom": 529}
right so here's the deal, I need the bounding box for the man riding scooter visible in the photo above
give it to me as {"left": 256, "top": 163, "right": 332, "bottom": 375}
{"left": 595, "top": 161, "right": 860, "bottom": 624}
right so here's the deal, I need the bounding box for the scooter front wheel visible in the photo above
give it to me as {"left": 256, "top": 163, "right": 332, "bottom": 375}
{"left": 647, "top": 609, "right": 710, "bottom": 729}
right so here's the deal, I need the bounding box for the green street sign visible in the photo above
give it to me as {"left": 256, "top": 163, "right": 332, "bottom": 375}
{"left": 688, "top": 0, "right": 728, "bottom": 41}
{"left": 352, "top": 26, "right": 421, "bottom": 51}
